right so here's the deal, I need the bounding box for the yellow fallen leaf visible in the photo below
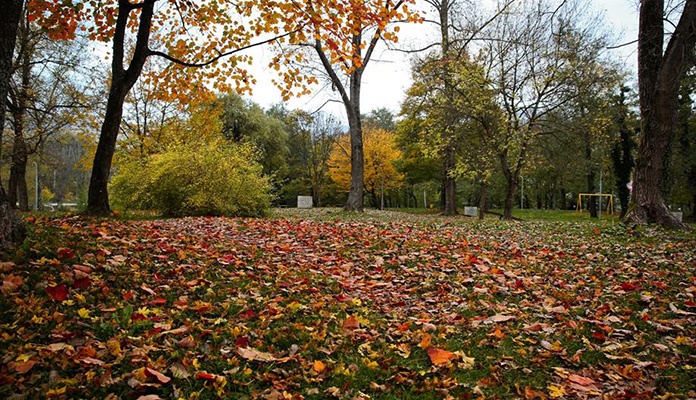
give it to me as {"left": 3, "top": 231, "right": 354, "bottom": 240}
{"left": 548, "top": 384, "right": 566, "bottom": 398}
{"left": 106, "top": 338, "right": 121, "bottom": 356}
{"left": 78, "top": 308, "right": 90, "bottom": 318}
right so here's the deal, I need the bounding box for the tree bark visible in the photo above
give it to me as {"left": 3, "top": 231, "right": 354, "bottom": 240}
{"left": 625, "top": 0, "right": 696, "bottom": 228}
{"left": 443, "top": 140, "right": 457, "bottom": 215}
{"left": 87, "top": 0, "right": 156, "bottom": 215}
{"left": 612, "top": 88, "right": 634, "bottom": 219}
{"left": 8, "top": 133, "right": 29, "bottom": 211}
{"left": 0, "top": 0, "right": 26, "bottom": 251}
{"left": 344, "top": 72, "right": 365, "bottom": 211}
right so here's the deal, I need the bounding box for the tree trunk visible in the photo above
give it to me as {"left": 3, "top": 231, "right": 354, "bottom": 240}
{"left": 343, "top": 72, "right": 364, "bottom": 212}
{"left": 443, "top": 141, "right": 457, "bottom": 215}
{"left": 478, "top": 180, "right": 488, "bottom": 220}
{"left": 624, "top": 0, "right": 696, "bottom": 228}
{"left": 500, "top": 150, "right": 519, "bottom": 219}
{"left": 8, "top": 139, "right": 29, "bottom": 211}
{"left": 87, "top": 87, "right": 127, "bottom": 215}
{"left": 86, "top": 0, "right": 156, "bottom": 215}
{"left": 0, "top": 0, "right": 26, "bottom": 251}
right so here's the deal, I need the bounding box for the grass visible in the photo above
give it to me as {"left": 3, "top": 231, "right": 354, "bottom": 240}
{"left": 0, "top": 209, "right": 694, "bottom": 399}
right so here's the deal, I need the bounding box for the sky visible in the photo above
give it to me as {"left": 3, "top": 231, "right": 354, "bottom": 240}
{"left": 243, "top": 0, "right": 641, "bottom": 121}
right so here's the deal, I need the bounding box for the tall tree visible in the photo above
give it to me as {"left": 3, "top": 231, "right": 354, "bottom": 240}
{"left": 30, "top": 0, "right": 291, "bottom": 215}
{"left": 611, "top": 86, "right": 636, "bottom": 218}
{"left": 7, "top": 10, "right": 88, "bottom": 211}
{"left": 483, "top": 0, "right": 613, "bottom": 219}
{"left": 625, "top": 0, "right": 696, "bottom": 228}
{"left": 267, "top": 0, "right": 420, "bottom": 211}
{"left": 0, "top": 0, "right": 26, "bottom": 251}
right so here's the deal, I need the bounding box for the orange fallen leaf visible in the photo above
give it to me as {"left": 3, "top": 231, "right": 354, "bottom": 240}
{"left": 427, "top": 348, "right": 455, "bottom": 365}
{"left": 418, "top": 333, "right": 432, "bottom": 349}
{"left": 343, "top": 315, "right": 360, "bottom": 329}
{"left": 313, "top": 360, "right": 326, "bottom": 373}
{"left": 13, "top": 359, "right": 37, "bottom": 374}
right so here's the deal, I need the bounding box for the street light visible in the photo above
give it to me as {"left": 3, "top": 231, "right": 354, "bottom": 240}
{"left": 33, "top": 161, "right": 39, "bottom": 211}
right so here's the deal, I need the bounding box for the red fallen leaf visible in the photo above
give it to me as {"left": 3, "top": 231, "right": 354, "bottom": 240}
{"left": 123, "top": 290, "right": 136, "bottom": 301}
{"left": 131, "top": 312, "right": 147, "bottom": 322}
{"left": 235, "top": 336, "right": 250, "bottom": 348}
{"left": 620, "top": 282, "right": 641, "bottom": 291}
{"left": 73, "top": 277, "right": 91, "bottom": 289}
{"left": 149, "top": 298, "right": 167, "bottom": 306}
{"left": 343, "top": 315, "right": 360, "bottom": 329}
{"left": 592, "top": 331, "right": 607, "bottom": 342}
{"left": 195, "top": 371, "right": 217, "bottom": 381}
{"left": 46, "top": 284, "right": 68, "bottom": 301}
{"left": 427, "top": 348, "right": 456, "bottom": 365}
{"left": 145, "top": 367, "right": 171, "bottom": 384}
{"left": 57, "top": 247, "right": 75, "bottom": 260}
{"left": 684, "top": 299, "right": 696, "bottom": 308}
{"left": 239, "top": 309, "right": 256, "bottom": 319}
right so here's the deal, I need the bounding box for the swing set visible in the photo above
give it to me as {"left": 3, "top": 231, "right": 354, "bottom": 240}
{"left": 575, "top": 193, "right": 614, "bottom": 217}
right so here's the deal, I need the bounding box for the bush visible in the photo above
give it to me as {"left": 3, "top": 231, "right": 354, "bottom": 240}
{"left": 110, "top": 140, "right": 272, "bottom": 217}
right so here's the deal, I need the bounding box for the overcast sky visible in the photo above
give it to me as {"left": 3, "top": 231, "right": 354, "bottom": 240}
{"left": 244, "top": 0, "right": 641, "bottom": 120}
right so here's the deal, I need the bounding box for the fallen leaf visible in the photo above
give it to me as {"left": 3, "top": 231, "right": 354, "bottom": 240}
{"left": 145, "top": 367, "right": 171, "bottom": 384}
{"left": 485, "top": 314, "right": 516, "bottom": 323}
{"left": 427, "top": 348, "right": 456, "bottom": 365}
{"left": 313, "top": 360, "right": 326, "bottom": 373}
{"left": 46, "top": 284, "right": 68, "bottom": 301}
{"left": 343, "top": 315, "right": 360, "bottom": 329}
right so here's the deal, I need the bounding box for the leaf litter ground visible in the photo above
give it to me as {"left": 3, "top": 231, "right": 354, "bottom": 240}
{"left": 1, "top": 210, "right": 695, "bottom": 399}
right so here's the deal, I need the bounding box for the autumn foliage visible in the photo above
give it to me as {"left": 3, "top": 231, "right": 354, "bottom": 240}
{"left": 328, "top": 128, "right": 404, "bottom": 194}
{"left": 1, "top": 212, "right": 694, "bottom": 398}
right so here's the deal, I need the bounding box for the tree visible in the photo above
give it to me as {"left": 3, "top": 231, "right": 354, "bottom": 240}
{"left": 625, "top": 0, "right": 696, "bottom": 228}
{"left": 266, "top": 0, "right": 420, "bottom": 211}
{"left": 29, "top": 0, "right": 291, "bottom": 215}
{"left": 611, "top": 86, "right": 636, "bottom": 218}
{"left": 329, "top": 127, "right": 404, "bottom": 208}
{"left": 400, "top": 51, "right": 502, "bottom": 216}
{"left": 0, "top": 0, "right": 26, "bottom": 251}
{"left": 273, "top": 108, "right": 340, "bottom": 207}
{"left": 482, "top": 0, "right": 614, "bottom": 219}
{"left": 6, "top": 10, "right": 89, "bottom": 211}
{"left": 219, "top": 94, "right": 289, "bottom": 181}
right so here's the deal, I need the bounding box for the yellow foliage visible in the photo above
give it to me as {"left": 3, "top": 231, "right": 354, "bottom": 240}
{"left": 328, "top": 127, "right": 403, "bottom": 193}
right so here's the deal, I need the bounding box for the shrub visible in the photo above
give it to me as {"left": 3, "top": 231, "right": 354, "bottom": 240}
{"left": 110, "top": 140, "right": 272, "bottom": 217}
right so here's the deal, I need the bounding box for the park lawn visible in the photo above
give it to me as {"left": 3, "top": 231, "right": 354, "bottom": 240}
{"left": 1, "top": 210, "right": 695, "bottom": 399}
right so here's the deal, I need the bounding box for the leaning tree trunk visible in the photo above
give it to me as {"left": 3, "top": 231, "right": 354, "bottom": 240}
{"left": 0, "top": 0, "right": 26, "bottom": 251}
{"left": 624, "top": 0, "right": 696, "bottom": 228}
{"left": 87, "top": 86, "right": 128, "bottom": 215}
{"left": 86, "top": 0, "right": 156, "bottom": 215}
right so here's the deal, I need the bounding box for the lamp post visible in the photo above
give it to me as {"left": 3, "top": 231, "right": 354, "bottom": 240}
{"left": 33, "top": 161, "right": 39, "bottom": 211}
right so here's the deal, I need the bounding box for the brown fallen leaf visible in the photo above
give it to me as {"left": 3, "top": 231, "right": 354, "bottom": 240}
{"left": 145, "top": 367, "right": 171, "bottom": 384}
{"left": 485, "top": 314, "right": 517, "bottom": 323}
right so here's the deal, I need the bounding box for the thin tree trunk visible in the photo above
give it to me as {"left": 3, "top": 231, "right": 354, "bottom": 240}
{"left": 0, "top": 0, "right": 26, "bottom": 250}
{"left": 625, "top": 0, "right": 696, "bottom": 228}
{"left": 443, "top": 141, "right": 457, "bottom": 215}
{"left": 478, "top": 180, "right": 488, "bottom": 220}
